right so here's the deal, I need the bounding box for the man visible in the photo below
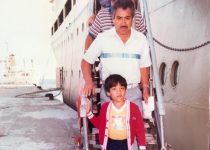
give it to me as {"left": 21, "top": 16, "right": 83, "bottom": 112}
{"left": 87, "top": 0, "right": 111, "bottom": 26}
{"left": 81, "top": 0, "right": 151, "bottom": 112}
{"left": 85, "top": 0, "right": 145, "bottom": 50}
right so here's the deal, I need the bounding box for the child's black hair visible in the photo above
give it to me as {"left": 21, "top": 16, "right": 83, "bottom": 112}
{"left": 104, "top": 74, "right": 127, "bottom": 92}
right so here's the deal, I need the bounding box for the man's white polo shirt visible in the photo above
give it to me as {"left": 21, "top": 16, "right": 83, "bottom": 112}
{"left": 83, "top": 27, "right": 151, "bottom": 84}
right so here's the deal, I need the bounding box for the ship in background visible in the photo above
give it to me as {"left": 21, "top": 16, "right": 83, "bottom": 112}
{"left": 50, "top": 0, "right": 210, "bottom": 149}
{"left": 0, "top": 52, "right": 34, "bottom": 85}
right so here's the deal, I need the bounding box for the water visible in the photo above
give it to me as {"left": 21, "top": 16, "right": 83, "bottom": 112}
{"left": 40, "top": 79, "right": 56, "bottom": 89}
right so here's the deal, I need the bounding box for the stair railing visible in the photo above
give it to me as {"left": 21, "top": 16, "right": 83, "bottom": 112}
{"left": 140, "top": 0, "right": 166, "bottom": 149}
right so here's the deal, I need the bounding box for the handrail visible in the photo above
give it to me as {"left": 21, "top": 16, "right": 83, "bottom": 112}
{"left": 80, "top": 95, "right": 89, "bottom": 150}
{"left": 140, "top": 0, "right": 166, "bottom": 149}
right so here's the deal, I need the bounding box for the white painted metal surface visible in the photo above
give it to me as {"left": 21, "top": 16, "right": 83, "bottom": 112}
{"left": 50, "top": 0, "right": 210, "bottom": 149}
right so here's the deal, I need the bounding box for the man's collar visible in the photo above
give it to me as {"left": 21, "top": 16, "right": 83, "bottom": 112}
{"left": 113, "top": 27, "right": 134, "bottom": 37}
{"left": 112, "top": 27, "right": 134, "bottom": 44}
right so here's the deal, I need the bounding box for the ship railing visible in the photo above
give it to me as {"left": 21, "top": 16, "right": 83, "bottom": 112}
{"left": 140, "top": 0, "right": 167, "bottom": 149}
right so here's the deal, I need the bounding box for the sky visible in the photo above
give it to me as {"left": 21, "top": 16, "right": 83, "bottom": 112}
{"left": 0, "top": 0, "right": 56, "bottom": 84}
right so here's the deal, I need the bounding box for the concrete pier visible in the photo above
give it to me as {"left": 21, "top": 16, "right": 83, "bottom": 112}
{"left": 0, "top": 86, "right": 81, "bottom": 150}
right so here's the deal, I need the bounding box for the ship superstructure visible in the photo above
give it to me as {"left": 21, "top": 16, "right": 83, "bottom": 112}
{"left": 0, "top": 54, "right": 34, "bottom": 85}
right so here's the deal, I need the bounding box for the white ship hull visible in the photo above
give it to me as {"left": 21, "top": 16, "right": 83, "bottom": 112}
{"left": 50, "top": 0, "right": 210, "bottom": 149}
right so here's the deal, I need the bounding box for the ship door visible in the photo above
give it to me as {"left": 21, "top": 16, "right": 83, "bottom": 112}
{"left": 62, "top": 34, "right": 74, "bottom": 106}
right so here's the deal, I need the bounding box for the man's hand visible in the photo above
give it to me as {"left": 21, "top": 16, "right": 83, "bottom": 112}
{"left": 140, "top": 67, "right": 150, "bottom": 103}
{"left": 81, "top": 59, "right": 95, "bottom": 97}
{"left": 83, "top": 79, "right": 95, "bottom": 97}
{"left": 143, "top": 87, "right": 149, "bottom": 103}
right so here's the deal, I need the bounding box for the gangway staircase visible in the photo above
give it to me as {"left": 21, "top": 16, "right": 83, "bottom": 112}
{"left": 80, "top": 0, "right": 173, "bottom": 149}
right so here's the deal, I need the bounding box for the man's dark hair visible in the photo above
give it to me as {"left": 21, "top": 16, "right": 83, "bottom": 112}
{"left": 104, "top": 74, "right": 127, "bottom": 92}
{"left": 112, "top": 0, "right": 135, "bottom": 18}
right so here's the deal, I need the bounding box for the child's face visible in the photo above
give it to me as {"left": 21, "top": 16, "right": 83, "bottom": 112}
{"left": 107, "top": 83, "right": 126, "bottom": 102}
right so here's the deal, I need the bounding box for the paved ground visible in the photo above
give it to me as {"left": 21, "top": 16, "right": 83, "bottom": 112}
{"left": 0, "top": 86, "right": 81, "bottom": 150}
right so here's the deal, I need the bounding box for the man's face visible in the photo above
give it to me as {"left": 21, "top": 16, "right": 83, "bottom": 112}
{"left": 113, "top": 8, "right": 133, "bottom": 35}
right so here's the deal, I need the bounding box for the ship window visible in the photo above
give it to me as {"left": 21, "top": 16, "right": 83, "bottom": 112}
{"left": 65, "top": 0, "right": 72, "bottom": 17}
{"left": 58, "top": 10, "right": 64, "bottom": 26}
{"left": 77, "top": 28, "right": 79, "bottom": 36}
{"left": 56, "top": 19, "right": 59, "bottom": 30}
{"left": 82, "top": 23, "right": 84, "bottom": 32}
{"left": 170, "top": 61, "right": 179, "bottom": 87}
{"left": 51, "top": 27, "right": 54, "bottom": 35}
{"left": 54, "top": 20, "right": 58, "bottom": 32}
{"left": 73, "top": 0, "right": 76, "bottom": 6}
{"left": 93, "top": 0, "right": 101, "bottom": 14}
{"left": 159, "top": 62, "right": 166, "bottom": 85}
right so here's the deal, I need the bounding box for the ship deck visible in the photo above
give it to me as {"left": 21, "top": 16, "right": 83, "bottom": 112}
{"left": 0, "top": 86, "right": 81, "bottom": 150}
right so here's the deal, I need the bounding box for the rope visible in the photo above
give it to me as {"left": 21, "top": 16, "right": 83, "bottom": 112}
{"left": 164, "top": 100, "right": 209, "bottom": 112}
{"left": 15, "top": 87, "right": 62, "bottom": 98}
{"left": 153, "top": 37, "right": 210, "bottom": 51}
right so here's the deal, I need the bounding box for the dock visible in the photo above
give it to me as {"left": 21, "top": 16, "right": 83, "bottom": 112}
{"left": 0, "top": 86, "right": 81, "bottom": 150}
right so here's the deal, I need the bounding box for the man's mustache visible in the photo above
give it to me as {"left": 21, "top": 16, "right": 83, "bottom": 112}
{"left": 120, "top": 26, "right": 128, "bottom": 29}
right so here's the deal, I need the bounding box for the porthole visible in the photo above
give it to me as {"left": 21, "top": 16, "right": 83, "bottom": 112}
{"left": 71, "top": 33, "right": 73, "bottom": 40}
{"left": 73, "top": 0, "right": 76, "bottom": 6}
{"left": 170, "top": 61, "right": 179, "bottom": 87}
{"left": 159, "top": 62, "right": 166, "bottom": 85}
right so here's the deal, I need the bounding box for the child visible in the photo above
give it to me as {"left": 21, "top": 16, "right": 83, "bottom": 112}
{"left": 86, "top": 74, "right": 146, "bottom": 150}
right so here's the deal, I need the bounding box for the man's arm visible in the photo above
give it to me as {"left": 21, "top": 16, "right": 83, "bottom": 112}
{"left": 140, "top": 67, "right": 150, "bottom": 103}
{"left": 85, "top": 9, "right": 102, "bottom": 50}
{"left": 81, "top": 59, "right": 95, "bottom": 97}
{"left": 84, "top": 34, "right": 94, "bottom": 50}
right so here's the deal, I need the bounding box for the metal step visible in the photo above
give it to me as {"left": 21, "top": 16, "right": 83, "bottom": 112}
{"left": 88, "top": 62, "right": 159, "bottom": 149}
{"left": 144, "top": 119, "right": 158, "bottom": 150}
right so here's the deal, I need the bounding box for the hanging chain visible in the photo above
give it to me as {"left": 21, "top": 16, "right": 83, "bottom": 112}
{"left": 153, "top": 37, "right": 210, "bottom": 51}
